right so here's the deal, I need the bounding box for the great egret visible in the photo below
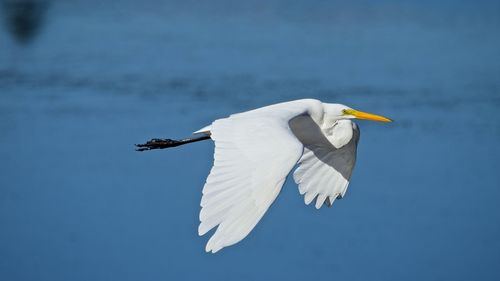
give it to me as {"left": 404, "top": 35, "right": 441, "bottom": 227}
{"left": 136, "top": 99, "right": 392, "bottom": 253}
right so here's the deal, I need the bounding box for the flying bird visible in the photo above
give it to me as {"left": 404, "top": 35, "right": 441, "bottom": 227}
{"left": 136, "top": 99, "right": 392, "bottom": 253}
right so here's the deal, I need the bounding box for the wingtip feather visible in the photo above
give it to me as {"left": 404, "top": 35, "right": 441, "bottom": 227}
{"left": 315, "top": 194, "right": 327, "bottom": 209}
{"left": 304, "top": 192, "right": 316, "bottom": 205}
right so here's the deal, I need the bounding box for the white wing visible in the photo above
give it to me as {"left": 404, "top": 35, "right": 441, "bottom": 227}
{"left": 291, "top": 117, "right": 360, "bottom": 209}
{"left": 198, "top": 100, "right": 322, "bottom": 253}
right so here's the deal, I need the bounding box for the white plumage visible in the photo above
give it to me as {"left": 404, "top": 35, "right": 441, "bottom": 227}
{"left": 194, "top": 99, "right": 391, "bottom": 253}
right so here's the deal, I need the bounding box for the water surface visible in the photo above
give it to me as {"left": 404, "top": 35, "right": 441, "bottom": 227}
{"left": 1, "top": 1, "right": 499, "bottom": 280}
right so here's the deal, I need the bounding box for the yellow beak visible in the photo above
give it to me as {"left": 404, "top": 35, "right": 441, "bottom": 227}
{"left": 343, "top": 109, "right": 393, "bottom": 122}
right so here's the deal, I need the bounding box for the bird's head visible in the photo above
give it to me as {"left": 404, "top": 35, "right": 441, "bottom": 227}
{"left": 324, "top": 103, "right": 393, "bottom": 123}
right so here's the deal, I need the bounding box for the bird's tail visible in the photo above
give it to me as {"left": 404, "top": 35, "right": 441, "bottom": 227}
{"left": 135, "top": 134, "right": 211, "bottom": 151}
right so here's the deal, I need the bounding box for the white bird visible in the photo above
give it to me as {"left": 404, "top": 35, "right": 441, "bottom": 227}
{"left": 136, "top": 99, "right": 392, "bottom": 253}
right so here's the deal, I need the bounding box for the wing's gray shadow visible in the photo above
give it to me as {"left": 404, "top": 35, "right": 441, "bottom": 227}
{"left": 289, "top": 114, "right": 359, "bottom": 181}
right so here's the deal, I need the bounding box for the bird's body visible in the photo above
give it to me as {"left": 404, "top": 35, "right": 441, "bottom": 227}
{"left": 136, "top": 99, "right": 392, "bottom": 253}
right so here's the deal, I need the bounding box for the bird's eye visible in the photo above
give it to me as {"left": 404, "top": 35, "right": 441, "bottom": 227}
{"left": 342, "top": 109, "right": 349, "bottom": 115}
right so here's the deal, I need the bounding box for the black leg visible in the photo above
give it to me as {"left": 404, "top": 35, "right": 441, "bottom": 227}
{"left": 135, "top": 135, "right": 211, "bottom": 151}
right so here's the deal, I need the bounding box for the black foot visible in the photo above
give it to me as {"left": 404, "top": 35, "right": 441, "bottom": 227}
{"left": 135, "top": 138, "right": 182, "bottom": 151}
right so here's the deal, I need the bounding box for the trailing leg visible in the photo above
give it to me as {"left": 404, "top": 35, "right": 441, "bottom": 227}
{"left": 135, "top": 135, "right": 211, "bottom": 151}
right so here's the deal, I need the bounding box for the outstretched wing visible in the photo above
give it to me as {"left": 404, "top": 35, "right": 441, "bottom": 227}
{"left": 291, "top": 117, "right": 360, "bottom": 209}
{"left": 198, "top": 100, "right": 322, "bottom": 253}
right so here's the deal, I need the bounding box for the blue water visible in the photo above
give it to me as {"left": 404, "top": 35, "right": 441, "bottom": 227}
{"left": 1, "top": 1, "right": 500, "bottom": 280}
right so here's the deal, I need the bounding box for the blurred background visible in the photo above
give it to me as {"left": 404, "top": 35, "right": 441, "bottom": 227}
{"left": 1, "top": 0, "right": 499, "bottom": 280}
